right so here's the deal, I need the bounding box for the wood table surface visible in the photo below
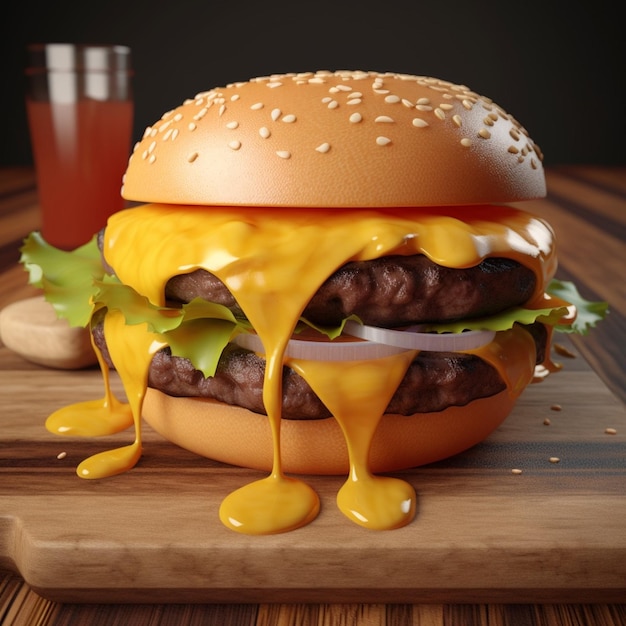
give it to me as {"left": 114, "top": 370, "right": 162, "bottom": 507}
{"left": 1, "top": 166, "right": 625, "bottom": 625}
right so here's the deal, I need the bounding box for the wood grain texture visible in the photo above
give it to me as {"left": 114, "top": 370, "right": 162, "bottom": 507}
{"left": 1, "top": 166, "right": 625, "bottom": 624}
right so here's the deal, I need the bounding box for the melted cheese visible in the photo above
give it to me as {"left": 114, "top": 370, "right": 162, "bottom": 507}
{"left": 50, "top": 204, "right": 555, "bottom": 534}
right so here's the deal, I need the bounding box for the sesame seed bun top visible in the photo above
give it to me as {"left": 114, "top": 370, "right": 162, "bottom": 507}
{"left": 121, "top": 70, "right": 546, "bottom": 207}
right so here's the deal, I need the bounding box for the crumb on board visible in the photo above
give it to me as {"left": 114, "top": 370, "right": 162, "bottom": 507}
{"left": 550, "top": 404, "right": 562, "bottom": 412}
{"left": 543, "top": 418, "right": 551, "bottom": 425}
{"left": 56, "top": 451, "right": 67, "bottom": 460}
{"left": 605, "top": 428, "right": 618, "bottom": 435}
{"left": 511, "top": 468, "right": 523, "bottom": 475}
{"left": 549, "top": 457, "right": 560, "bottom": 464}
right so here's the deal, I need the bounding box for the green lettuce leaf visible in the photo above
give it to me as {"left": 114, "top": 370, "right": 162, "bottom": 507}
{"left": 547, "top": 279, "right": 609, "bottom": 334}
{"left": 20, "top": 232, "right": 104, "bottom": 327}
{"left": 19, "top": 231, "right": 608, "bottom": 379}
{"left": 420, "top": 304, "right": 570, "bottom": 334}
{"left": 296, "top": 314, "right": 361, "bottom": 340}
{"left": 164, "top": 318, "right": 239, "bottom": 377}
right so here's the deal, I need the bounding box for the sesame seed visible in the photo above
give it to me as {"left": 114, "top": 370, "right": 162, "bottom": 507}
{"left": 225, "top": 121, "right": 239, "bottom": 129}
{"left": 462, "top": 99, "right": 474, "bottom": 110}
{"left": 439, "top": 103, "right": 454, "bottom": 111}
{"left": 412, "top": 118, "right": 429, "bottom": 128}
{"left": 416, "top": 104, "right": 433, "bottom": 111}
{"left": 510, "top": 128, "right": 521, "bottom": 141}
{"left": 171, "top": 129, "right": 179, "bottom": 141}
{"left": 605, "top": 427, "right": 618, "bottom": 435}
{"left": 452, "top": 114, "right": 462, "bottom": 127}
{"left": 276, "top": 150, "right": 291, "bottom": 159}
{"left": 349, "top": 112, "right": 362, "bottom": 123}
{"left": 162, "top": 129, "right": 173, "bottom": 141}
{"left": 187, "top": 152, "right": 199, "bottom": 162}
{"left": 348, "top": 92, "right": 363, "bottom": 99}
{"left": 508, "top": 146, "right": 520, "bottom": 154}
{"left": 188, "top": 123, "right": 197, "bottom": 131}
{"left": 384, "top": 95, "right": 401, "bottom": 104}
{"left": 271, "top": 108, "right": 281, "bottom": 121}
{"left": 282, "top": 114, "right": 297, "bottom": 123}
{"left": 230, "top": 94, "right": 240, "bottom": 101}
{"left": 334, "top": 84, "right": 352, "bottom": 91}
{"left": 250, "top": 102, "right": 264, "bottom": 110}
{"left": 478, "top": 128, "right": 491, "bottom": 139}
{"left": 148, "top": 154, "right": 156, "bottom": 164}
{"left": 374, "top": 89, "right": 390, "bottom": 95}
{"left": 56, "top": 451, "right": 67, "bottom": 460}
{"left": 376, "top": 136, "right": 392, "bottom": 146}
{"left": 194, "top": 108, "right": 208, "bottom": 120}
{"left": 375, "top": 115, "right": 394, "bottom": 123}
{"left": 417, "top": 97, "right": 431, "bottom": 105}
{"left": 434, "top": 108, "right": 446, "bottom": 120}
{"left": 531, "top": 158, "right": 538, "bottom": 169}
{"left": 316, "top": 143, "right": 331, "bottom": 153}
{"left": 259, "top": 127, "right": 270, "bottom": 138}
{"left": 267, "top": 81, "right": 282, "bottom": 88}
{"left": 511, "top": 468, "right": 523, "bottom": 475}
{"left": 483, "top": 117, "right": 495, "bottom": 127}
{"left": 328, "top": 100, "right": 339, "bottom": 109}
{"left": 460, "top": 138, "right": 472, "bottom": 147}
{"left": 147, "top": 141, "right": 156, "bottom": 154}
{"left": 322, "top": 97, "right": 332, "bottom": 103}
{"left": 173, "top": 113, "right": 183, "bottom": 122}
{"left": 347, "top": 98, "right": 362, "bottom": 105}
{"left": 228, "top": 140, "right": 241, "bottom": 150}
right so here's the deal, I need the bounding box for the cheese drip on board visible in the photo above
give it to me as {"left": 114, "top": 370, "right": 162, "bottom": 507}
{"left": 47, "top": 203, "right": 554, "bottom": 534}
{"left": 288, "top": 351, "right": 419, "bottom": 529}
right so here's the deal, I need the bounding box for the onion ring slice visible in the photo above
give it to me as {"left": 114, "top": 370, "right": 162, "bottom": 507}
{"left": 232, "top": 332, "right": 411, "bottom": 361}
{"left": 343, "top": 321, "right": 495, "bottom": 352}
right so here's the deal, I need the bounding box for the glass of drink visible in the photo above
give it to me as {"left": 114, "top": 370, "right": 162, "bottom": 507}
{"left": 25, "top": 44, "right": 134, "bottom": 250}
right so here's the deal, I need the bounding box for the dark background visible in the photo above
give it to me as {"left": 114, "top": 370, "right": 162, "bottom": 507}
{"left": 2, "top": 0, "right": 624, "bottom": 167}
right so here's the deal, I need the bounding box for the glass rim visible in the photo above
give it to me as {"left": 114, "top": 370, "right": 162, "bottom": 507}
{"left": 26, "top": 43, "right": 132, "bottom": 73}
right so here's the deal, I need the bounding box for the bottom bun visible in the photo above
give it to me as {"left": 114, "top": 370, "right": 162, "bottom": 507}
{"left": 142, "top": 388, "right": 516, "bottom": 475}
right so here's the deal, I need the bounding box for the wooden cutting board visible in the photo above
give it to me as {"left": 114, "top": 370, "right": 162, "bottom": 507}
{"left": 1, "top": 339, "right": 625, "bottom": 604}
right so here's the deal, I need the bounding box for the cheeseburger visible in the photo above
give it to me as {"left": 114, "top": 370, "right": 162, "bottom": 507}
{"left": 21, "top": 70, "right": 604, "bottom": 534}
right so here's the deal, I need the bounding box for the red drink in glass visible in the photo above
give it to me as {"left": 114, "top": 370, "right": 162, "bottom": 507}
{"left": 26, "top": 98, "right": 133, "bottom": 250}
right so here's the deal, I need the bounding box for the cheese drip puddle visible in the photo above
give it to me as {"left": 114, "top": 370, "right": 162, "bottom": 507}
{"left": 45, "top": 204, "right": 555, "bottom": 534}
{"left": 46, "top": 329, "right": 132, "bottom": 437}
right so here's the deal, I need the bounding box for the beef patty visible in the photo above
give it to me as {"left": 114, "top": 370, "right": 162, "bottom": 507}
{"left": 92, "top": 322, "right": 546, "bottom": 419}
{"left": 165, "top": 255, "right": 536, "bottom": 327}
